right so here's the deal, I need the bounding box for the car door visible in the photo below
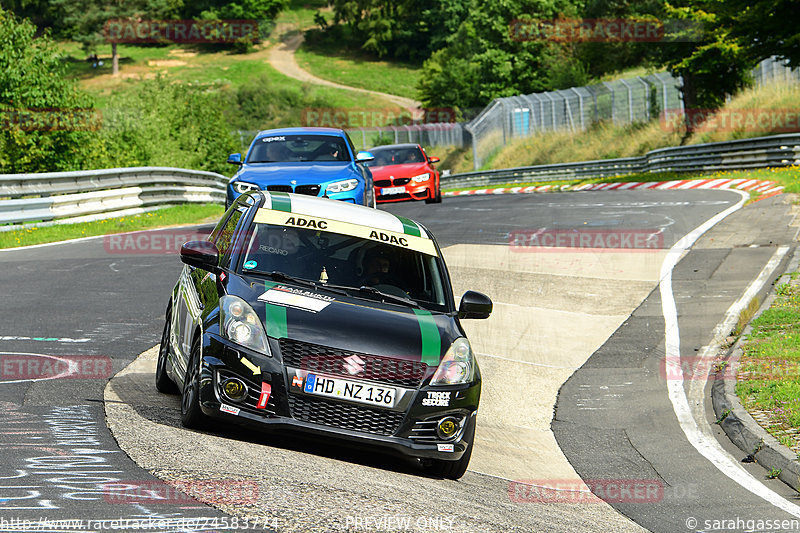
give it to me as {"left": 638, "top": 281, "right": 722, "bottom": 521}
{"left": 171, "top": 206, "right": 245, "bottom": 381}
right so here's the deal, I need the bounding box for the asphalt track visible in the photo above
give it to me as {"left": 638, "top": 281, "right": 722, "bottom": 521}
{"left": 0, "top": 189, "right": 797, "bottom": 532}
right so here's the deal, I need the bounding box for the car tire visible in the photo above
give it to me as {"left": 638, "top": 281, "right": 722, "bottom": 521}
{"left": 422, "top": 419, "right": 475, "bottom": 480}
{"left": 425, "top": 184, "right": 442, "bottom": 204}
{"left": 155, "top": 307, "right": 178, "bottom": 394}
{"left": 180, "top": 338, "right": 208, "bottom": 429}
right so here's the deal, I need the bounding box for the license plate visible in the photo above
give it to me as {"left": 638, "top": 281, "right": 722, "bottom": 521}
{"left": 381, "top": 186, "right": 406, "bottom": 195}
{"left": 303, "top": 374, "right": 396, "bottom": 408}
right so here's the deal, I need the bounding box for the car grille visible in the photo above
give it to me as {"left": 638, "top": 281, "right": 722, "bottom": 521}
{"left": 287, "top": 395, "right": 404, "bottom": 436}
{"left": 279, "top": 339, "right": 428, "bottom": 388}
{"left": 408, "top": 418, "right": 439, "bottom": 442}
{"left": 374, "top": 179, "right": 392, "bottom": 187}
{"left": 216, "top": 369, "right": 277, "bottom": 415}
{"left": 394, "top": 178, "right": 411, "bottom": 186}
{"left": 295, "top": 184, "right": 321, "bottom": 196}
{"left": 266, "top": 185, "right": 292, "bottom": 193}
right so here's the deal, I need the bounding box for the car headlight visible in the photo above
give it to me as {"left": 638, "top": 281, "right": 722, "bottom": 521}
{"left": 219, "top": 295, "right": 270, "bottom": 354}
{"left": 430, "top": 337, "right": 475, "bottom": 385}
{"left": 411, "top": 173, "right": 431, "bottom": 183}
{"left": 233, "top": 181, "right": 260, "bottom": 195}
{"left": 326, "top": 179, "right": 359, "bottom": 194}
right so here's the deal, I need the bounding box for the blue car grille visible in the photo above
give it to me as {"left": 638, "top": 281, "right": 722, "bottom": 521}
{"left": 263, "top": 184, "right": 320, "bottom": 196}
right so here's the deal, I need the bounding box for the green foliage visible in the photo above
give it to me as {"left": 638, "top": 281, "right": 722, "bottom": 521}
{"left": 721, "top": 0, "right": 800, "bottom": 68}
{"left": 648, "top": 2, "right": 755, "bottom": 115}
{"left": 0, "top": 8, "right": 101, "bottom": 173}
{"left": 98, "top": 76, "right": 239, "bottom": 174}
{"left": 418, "top": 0, "right": 579, "bottom": 109}
{"left": 327, "top": 0, "right": 470, "bottom": 62}
{"left": 184, "top": 0, "right": 289, "bottom": 22}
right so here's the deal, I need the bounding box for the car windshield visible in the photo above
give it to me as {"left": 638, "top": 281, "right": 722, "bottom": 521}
{"left": 364, "top": 146, "right": 425, "bottom": 167}
{"left": 247, "top": 134, "right": 350, "bottom": 163}
{"left": 239, "top": 222, "right": 447, "bottom": 310}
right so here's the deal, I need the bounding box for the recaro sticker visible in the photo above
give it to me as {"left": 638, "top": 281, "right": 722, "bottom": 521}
{"left": 253, "top": 208, "right": 438, "bottom": 256}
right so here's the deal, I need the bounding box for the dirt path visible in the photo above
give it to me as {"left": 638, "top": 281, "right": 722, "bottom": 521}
{"left": 268, "top": 33, "right": 421, "bottom": 112}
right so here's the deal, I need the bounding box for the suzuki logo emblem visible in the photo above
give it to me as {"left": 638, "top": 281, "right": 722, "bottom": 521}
{"left": 343, "top": 355, "right": 366, "bottom": 375}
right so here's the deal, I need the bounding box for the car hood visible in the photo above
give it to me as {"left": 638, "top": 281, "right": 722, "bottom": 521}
{"left": 230, "top": 276, "right": 460, "bottom": 367}
{"left": 234, "top": 162, "right": 359, "bottom": 186}
{"left": 369, "top": 163, "right": 430, "bottom": 179}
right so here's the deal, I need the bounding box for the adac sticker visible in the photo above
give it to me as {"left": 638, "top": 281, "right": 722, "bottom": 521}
{"left": 220, "top": 403, "right": 240, "bottom": 416}
{"left": 422, "top": 391, "right": 451, "bottom": 407}
{"left": 258, "top": 284, "right": 334, "bottom": 313}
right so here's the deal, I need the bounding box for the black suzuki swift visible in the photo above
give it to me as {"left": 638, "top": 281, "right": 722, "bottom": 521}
{"left": 156, "top": 190, "right": 492, "bottom": 479}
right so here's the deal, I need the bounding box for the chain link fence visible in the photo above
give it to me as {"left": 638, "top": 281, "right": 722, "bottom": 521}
{"left": 465, "top": 56, "right": 800, "bottom": 170}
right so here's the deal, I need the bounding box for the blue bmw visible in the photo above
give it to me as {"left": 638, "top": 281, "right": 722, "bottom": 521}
{"left": 226, "top": 127, "right": 376, "bottom": 208}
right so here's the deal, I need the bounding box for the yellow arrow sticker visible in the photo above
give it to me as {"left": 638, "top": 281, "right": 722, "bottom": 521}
{"left": 240, "top": 356, "right": 262, "bottom": 375}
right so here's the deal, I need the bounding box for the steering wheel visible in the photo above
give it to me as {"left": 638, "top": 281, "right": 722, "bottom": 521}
{"left": 361, "top": 271, "right": 407, "bottom": 293}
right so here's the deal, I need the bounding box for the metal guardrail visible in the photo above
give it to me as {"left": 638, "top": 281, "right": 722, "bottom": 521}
{"left": 0, "top": 167, "right": 227, "bottom": 228}
{"left": 442, "top": 133, "right": 800, "bottom": 189}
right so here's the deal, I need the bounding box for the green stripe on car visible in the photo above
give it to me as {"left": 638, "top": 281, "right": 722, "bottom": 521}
{"left": 395, "top": 215, "right": 421, "bottom": 237}
{"left": 414, "top": 308, "right": 441, "bottom": 366}
{"left": 270, "top": 192, "right": 292, "bottom": 213}
{"left": 263, "top": 281, "right": 288, "bottom": 338}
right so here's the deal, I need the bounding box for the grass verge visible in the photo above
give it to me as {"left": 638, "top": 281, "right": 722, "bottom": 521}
{"left": 0, "top": 203, "right": 224, "bottom": 249}
{"left": 486, "top": 81, "right": 800, "bottom": 172}
{"left": 736, "top": 279, "right": 800, "bottom": 455}
{"left": 442, "top": 165, "right": 800, "bottom": 198}
{"left": 295, "top": 39, "right": 422, "bottom": 100}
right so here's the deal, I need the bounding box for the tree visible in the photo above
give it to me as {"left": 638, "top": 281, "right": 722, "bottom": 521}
{"left": 0, "top": 8, "right": 102, "bottom": 172}
{"left": 50, "top": 0, "right": 178, "bottom": 75}
{"left": 326, "top": 0, "right": 470, "bottom": 62}
{"left": 182, "top": 0, "right": 289, "bottom": 22}
{"left": 717, "top": 0, "right": 800, "bottom": 67}
{"left": 417, "top": 0, "right": 580, "bottom": 110}
{"left": 648, "top": 2, "right": 755, "bottom": 134}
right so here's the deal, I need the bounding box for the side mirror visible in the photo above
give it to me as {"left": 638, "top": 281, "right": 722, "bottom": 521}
{"left": 428, "top": 156, "right": 440, "bottom": 164}
{"left": 180, "top": 241, "right": 219, "bottom": 271}
{"left": 356, "top": 151, "right": 375, "bottom": 162}
{"left": 227, "top": 153, "right": 242, "bottom": 165}
{"left": 458, "top": 290, "right": 492, "bottom": 320}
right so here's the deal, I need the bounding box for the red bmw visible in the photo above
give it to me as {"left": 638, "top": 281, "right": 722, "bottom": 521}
{"left": 365, "top": 144, "right": 442, "bottom": 204}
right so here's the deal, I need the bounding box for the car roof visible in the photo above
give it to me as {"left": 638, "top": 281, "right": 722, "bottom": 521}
{"left": 253, "top": 192, "right": 437, "bottom": 254}
{"left": 254, "top": 127, "right": 347, "bottom": 138}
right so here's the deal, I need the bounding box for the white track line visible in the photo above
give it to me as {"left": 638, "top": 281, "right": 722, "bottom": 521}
{"left": 660, "top": 190, "right": 800, "bottom": 517}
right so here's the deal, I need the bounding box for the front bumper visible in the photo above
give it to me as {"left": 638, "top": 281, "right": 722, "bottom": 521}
{"left": 376, "top": 184, "right": 434, "bottom": 203}
{"left": 197, "top": 333, "right": 479, "bottom": 460}
{"left": 227, "top": 181, "right": 366, "bottom": 206}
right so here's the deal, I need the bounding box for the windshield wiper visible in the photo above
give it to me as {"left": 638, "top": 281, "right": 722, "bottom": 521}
{"left": 322, "top": 282, "right": 421, "bottom": 308}
{"left": 256, "top": 271, "right": 350, "bottom": 297}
